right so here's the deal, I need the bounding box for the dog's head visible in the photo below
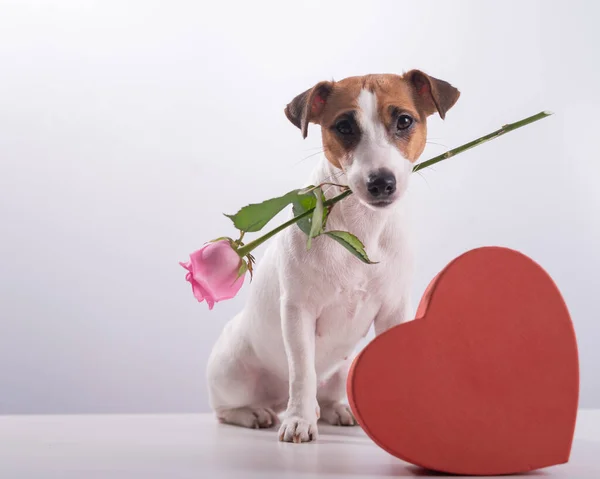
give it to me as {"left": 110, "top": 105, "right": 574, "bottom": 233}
{"left": 285, "top": 71, "right": 460, "bottom": 209}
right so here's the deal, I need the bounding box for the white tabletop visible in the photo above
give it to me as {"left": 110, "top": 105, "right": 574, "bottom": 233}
{"left": 1, "top": 410, "right": 599, "bottom": 478}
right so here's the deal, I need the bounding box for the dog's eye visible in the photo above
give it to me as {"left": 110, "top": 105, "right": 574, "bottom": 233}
{"left": 335, "top": 120, "right": 353, "bottom": 135}
{"left": 396, "top": 114, "right": 413, "bottom": 131}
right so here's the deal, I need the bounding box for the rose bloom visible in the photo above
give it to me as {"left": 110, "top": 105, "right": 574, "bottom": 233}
{"left": 180, "top": 240, "right": 245, "bottom": 310}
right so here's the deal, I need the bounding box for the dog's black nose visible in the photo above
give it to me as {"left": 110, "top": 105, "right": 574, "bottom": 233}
{"left": 367, "top": 171, "right": 396, "bottom": 198}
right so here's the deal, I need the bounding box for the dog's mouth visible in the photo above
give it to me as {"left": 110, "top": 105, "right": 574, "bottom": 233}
{"left": 352, "top": 191, "right": 400, "bottom": 210}
{"left": 367, "top": 199, "right": 395, "bottom": 209}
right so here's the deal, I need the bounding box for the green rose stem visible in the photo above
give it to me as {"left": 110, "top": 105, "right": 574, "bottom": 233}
{"left": 412, "top": 110, "right": 553, "bottom": 173}
{"left": 235, "top": 110, "right": 553, "bottom": 258}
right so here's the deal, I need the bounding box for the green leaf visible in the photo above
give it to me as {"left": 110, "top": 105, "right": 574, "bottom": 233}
{"left": 292, "top": 192, "right": 315, "bottom": 235}
{"left": 225, "top": 189, "right": 302, "bottom": 233}
{"left": 292, "top": 187, "right": 328, "bottom": 236}
{"left": 307, "top": 189, "right": 324, "bottom": 249}
{"left": 237, "top": 260, "right": 248, "bottom": 279}
{"left": 325, "top": 230, "right": 377, "bottom": 264}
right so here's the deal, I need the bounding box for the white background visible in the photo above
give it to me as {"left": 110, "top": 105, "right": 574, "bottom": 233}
{"left": 1, "top": 0, "right": 598, "bottom": 414}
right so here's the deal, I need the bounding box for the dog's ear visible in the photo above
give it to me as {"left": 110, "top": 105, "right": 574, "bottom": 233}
{"left": 284, "top": 81, "right": 334, "bottom": 138}
{"left": 405, "top": 70, "right": 460, "bottom": 120}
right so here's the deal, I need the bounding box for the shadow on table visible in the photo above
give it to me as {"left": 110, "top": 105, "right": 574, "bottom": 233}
{"left": 406, "top": 466, "right": 549, "bottom": 477}
{"left": 213, "top": 423, "right": 552, "bottom": 478}
{"left": 215, "top": 421, "right": 371, "bottom": 444}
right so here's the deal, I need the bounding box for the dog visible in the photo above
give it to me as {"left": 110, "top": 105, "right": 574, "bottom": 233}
{"left": 207, "top": 70, "right": 460, "bottom": 442}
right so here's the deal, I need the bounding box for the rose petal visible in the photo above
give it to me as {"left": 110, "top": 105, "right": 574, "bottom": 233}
{"left": 179, "top": 261, "right": 192, "bottom": 272}
{"left": 184, "top": 271, "right": 205, "bottom": 302}
{"left": 206, "top": 297, "right": 215, "bottom": 310}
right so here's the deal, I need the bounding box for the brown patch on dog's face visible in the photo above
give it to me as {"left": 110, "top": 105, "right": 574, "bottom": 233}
{"left": 317, "top": 78, "right": 363, "bottom": 169}
{"left": 284, "top": 71, "right": 460, "bottom": 207}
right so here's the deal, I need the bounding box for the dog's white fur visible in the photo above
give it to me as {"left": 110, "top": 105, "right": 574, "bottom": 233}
{"left": 207, "top": 89, "right": 414, "bottom": 442}
{"left": 348, "top": 90, "right": 413, "bottom": 206}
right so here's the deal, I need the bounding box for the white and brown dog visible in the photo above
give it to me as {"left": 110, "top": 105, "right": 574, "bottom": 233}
{"left": 207, "top": 70, "right": 460, "bottom": 442}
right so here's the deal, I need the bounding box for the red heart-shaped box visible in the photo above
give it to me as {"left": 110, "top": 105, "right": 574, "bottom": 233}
{"left": 348, "top": 247, "right": 579, "bottom": 476}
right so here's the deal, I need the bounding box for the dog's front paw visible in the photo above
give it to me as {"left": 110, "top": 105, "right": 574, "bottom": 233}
{"left": 278, "top": 416, "right": 318, "bottom": 443}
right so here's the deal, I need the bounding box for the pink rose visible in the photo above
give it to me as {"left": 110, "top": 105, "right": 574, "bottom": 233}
{"left": 180, "top": 240, "right": 246, "bottom": 310}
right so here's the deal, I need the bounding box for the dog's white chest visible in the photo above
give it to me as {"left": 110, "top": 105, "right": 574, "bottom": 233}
{"left": 314, "top": 283, "right": 381, "bottom": 375}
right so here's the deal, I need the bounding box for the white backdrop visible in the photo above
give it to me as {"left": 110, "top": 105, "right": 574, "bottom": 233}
{"left": 1, "top": 0, "right": 599, "bottom": 414}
